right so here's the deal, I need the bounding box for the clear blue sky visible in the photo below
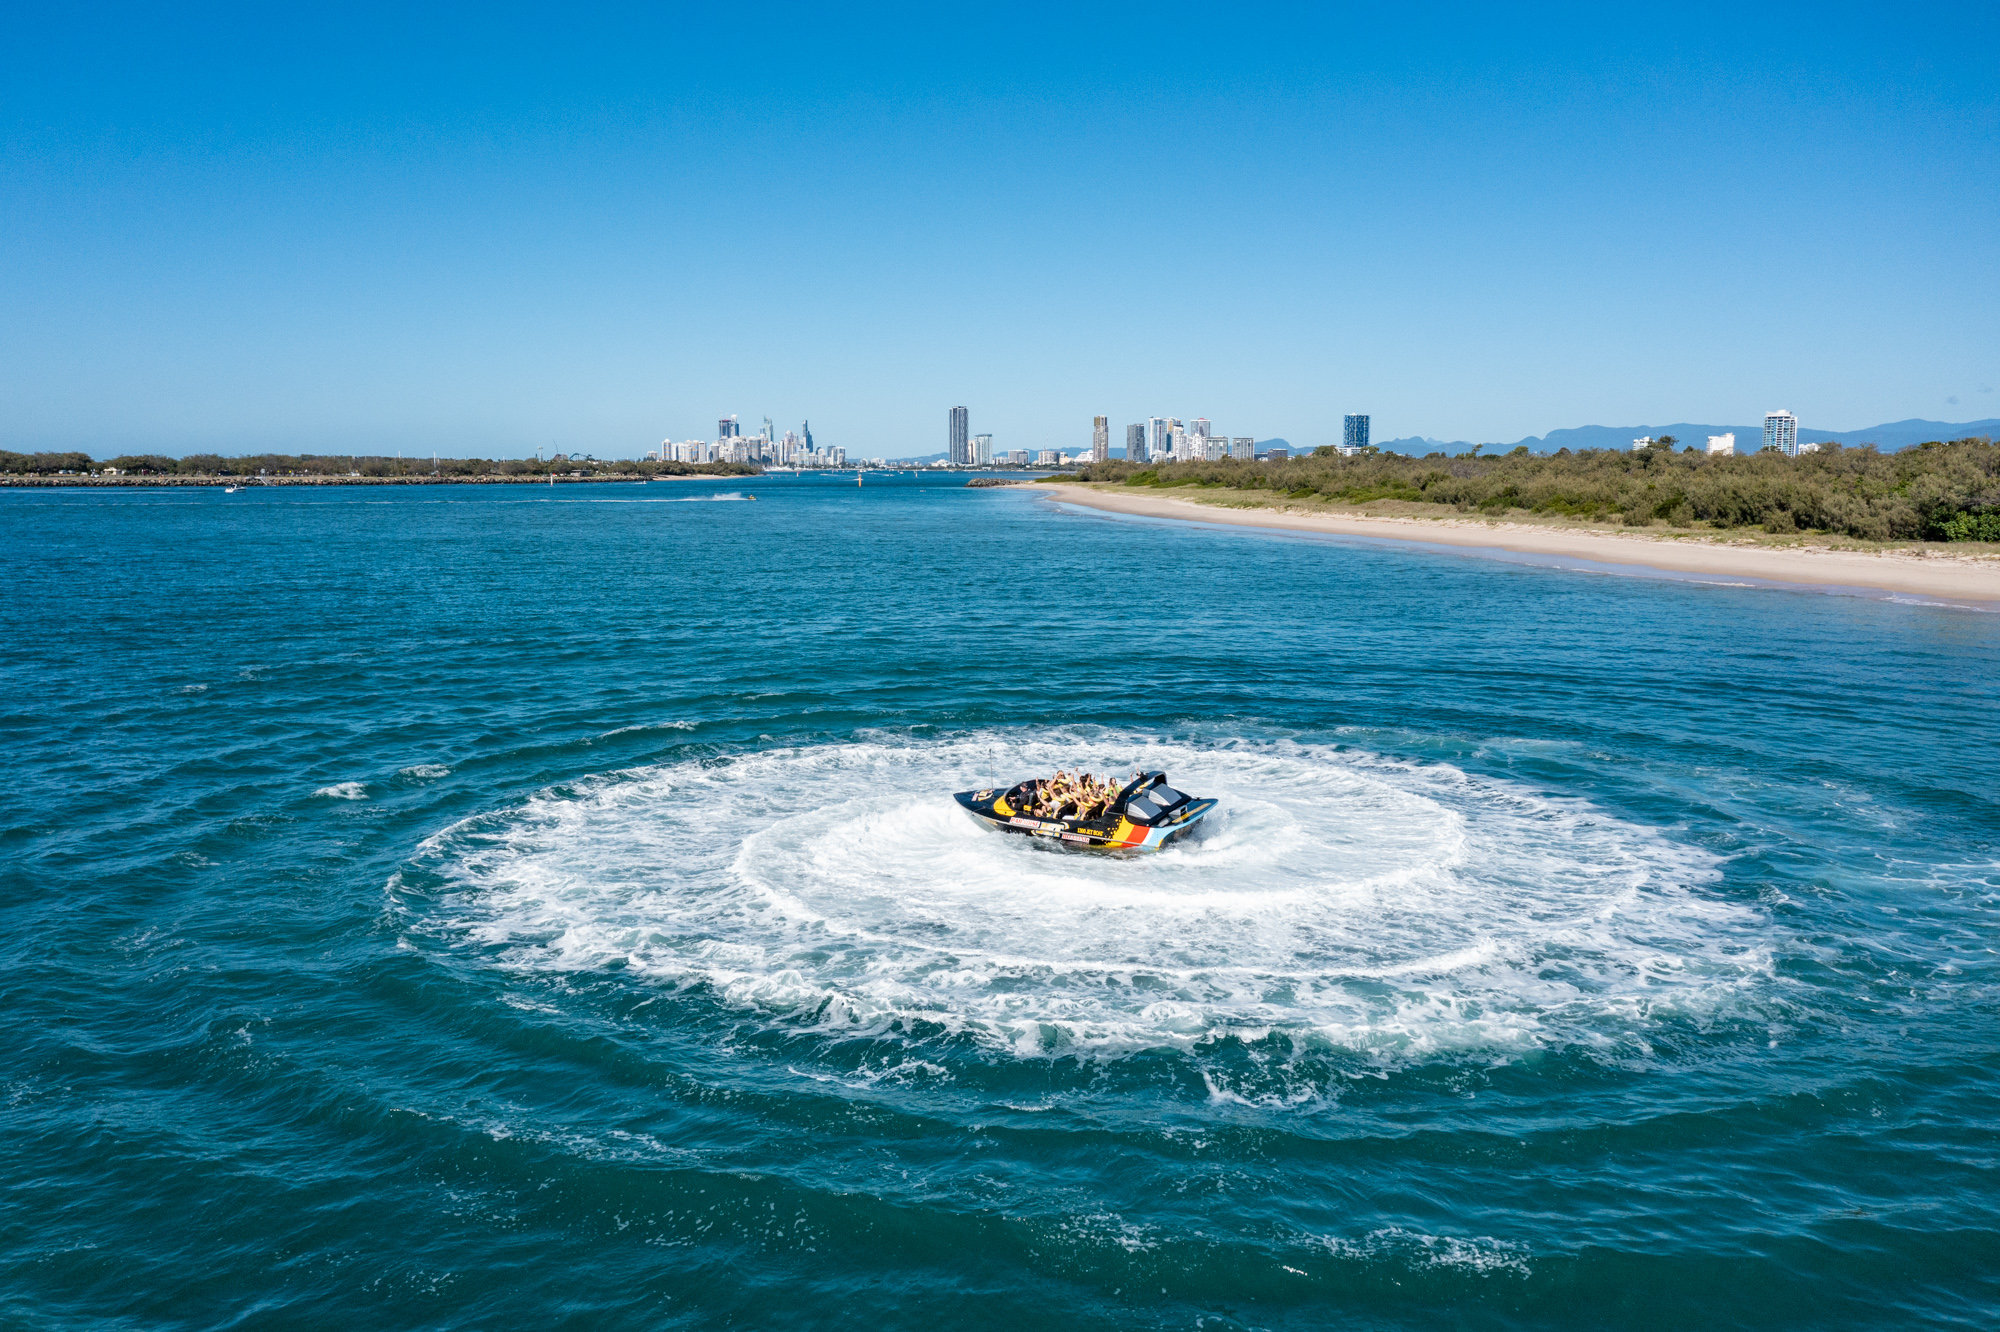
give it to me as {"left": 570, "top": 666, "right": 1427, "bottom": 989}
{"left": 4, "top": 2, "right": 1996, "bottom": 458}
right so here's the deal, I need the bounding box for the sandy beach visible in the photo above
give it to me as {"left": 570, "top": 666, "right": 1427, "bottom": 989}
{"left": 1040, "top": 483, "right": 2000, "bottom": 603}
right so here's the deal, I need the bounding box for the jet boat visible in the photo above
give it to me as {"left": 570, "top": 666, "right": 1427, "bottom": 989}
{"left": 953, "top": 772, "right": 1217, "bottom": 851}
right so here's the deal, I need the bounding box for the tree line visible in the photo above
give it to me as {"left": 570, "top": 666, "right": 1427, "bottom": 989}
{"left": 1065, "top": 437, "right": 2000, "bottom": 542}
{"left": 0, "top": 451, "right": 760, "bottom": 479}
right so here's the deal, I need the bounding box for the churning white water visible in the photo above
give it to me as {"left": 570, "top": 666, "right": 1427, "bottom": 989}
{"left": 411, "top": 735, "right": 1770, "bottom": 1062}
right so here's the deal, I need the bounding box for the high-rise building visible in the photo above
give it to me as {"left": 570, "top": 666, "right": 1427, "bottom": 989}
{"left": 1707, "top": 434, "right": 1736, "bottom": 456}
{"left": 948, "top": 406, "right": 970, "bottom": 465}
{"left": 1231, "top": 437, "right": 1254, "bottom": 461}
{"left": 1192, "top": 417, "right": 1211, "bottom": 439}
{"left": 1764, "top": 411, "right": 1798, "bottom": 456}
{"left": 1344, "top": 414, "right": 1370, "bottom": 452}
{"left": 1008, "top": 450, "right": 1029, "bottom": 465}
{"left": 973, "top": 433, "right": 993, "bottom": 465}
{"left": 1092, "top": 416, "right": 1109, "bottom": 463}
{"left": 719, "top": 415, "right": 740, "bottom": 439}
{"left": 1148, "top": 416, "right": 1167, "bottom": 462}
{"left": 802, "top": 420, "right": 815, "bottom": 456}
{"left": 1125, "top": 424, "right": 1145, "bottom": 460}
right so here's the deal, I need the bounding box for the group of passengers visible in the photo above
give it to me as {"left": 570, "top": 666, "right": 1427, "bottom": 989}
{"left": 1026, "top": 770, "right": 1131, "bottom": 821}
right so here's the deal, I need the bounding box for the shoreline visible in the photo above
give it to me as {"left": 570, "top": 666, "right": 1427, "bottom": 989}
{"left": 1039, "top": 483, "right": 2000, "bottom": 602}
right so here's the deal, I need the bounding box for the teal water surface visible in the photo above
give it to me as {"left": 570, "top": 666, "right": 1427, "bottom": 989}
{"left": 4, "top": 476, "right": 1997, "bottom": 1329}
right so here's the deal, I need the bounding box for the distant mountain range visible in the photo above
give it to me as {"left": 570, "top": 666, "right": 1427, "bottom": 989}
{"left": 1374, "top": 418, "right": 2000, "bottom": 456}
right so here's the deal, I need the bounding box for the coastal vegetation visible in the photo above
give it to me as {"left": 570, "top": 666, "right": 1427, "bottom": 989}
{"left": 0, "top": 451, "right": 759, "bottom": 479}
{"left": 1064, "top": 437, "right": 2000, "bottom": 542}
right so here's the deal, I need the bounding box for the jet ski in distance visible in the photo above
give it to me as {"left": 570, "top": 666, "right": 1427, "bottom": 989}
{"left": 953, "top": 772, "right": 1217, "bottom": 851}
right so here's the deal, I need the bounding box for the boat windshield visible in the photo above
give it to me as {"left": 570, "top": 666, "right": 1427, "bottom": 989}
{"left": 1150, "top": 785, "right": 1183, "bottom": 806}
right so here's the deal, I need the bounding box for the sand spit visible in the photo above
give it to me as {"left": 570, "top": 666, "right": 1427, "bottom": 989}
{"left": 1040, "top": 483, "right": 2000, "bottom": 603}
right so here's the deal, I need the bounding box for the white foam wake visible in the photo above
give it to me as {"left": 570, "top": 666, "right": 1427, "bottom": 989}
{"left": 406, "top": 734, "right": 1768, "bottom": 1064}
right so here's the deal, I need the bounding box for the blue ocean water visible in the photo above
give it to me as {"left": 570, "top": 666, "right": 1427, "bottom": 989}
{"left": 3, "top": 475, "right": 1997, "bottom": 1330}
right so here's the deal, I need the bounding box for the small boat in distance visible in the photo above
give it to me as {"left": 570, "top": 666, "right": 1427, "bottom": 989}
{"left": 224, "top": 485, "right": 241, "bottom": 493}
{"left": 954, "top": 771, "right": 1217, "bottom": 851}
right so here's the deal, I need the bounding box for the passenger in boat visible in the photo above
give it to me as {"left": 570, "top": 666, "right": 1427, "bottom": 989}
{"left": 1046, "top": 771, "right": 1101, "bottom": 820}
{"left": 1036, "top": 770, "right": 1080, "bottom": 819}
{"left": 1077, "top": 773, "right": 1109, "bottom": 818}
{"left": 1027, "top": 769, "right": 1127, "bottom": 820}
{"left": 1103, "top": 773, "right": 1130, "bottom": 816}
{"left": 1053, "top": 771, "right": 1081, "bottom": 818}
{"left": 1031, "top": 772, "right": 1064, "bottom": 818}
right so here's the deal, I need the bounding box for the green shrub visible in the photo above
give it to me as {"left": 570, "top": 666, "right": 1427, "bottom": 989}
{"left": 0, "top": 450, "right": 94, "bottom": 474}
{"left": 1941, "top": 510, "right": 2000, "bottom": 541}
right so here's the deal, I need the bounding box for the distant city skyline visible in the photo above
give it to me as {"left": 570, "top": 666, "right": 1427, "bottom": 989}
{"left": 274, "top": 400, "right": 2000, "bottom": 466}
{"left": 628, "top": 403, "right": 2000, "bottom": 464}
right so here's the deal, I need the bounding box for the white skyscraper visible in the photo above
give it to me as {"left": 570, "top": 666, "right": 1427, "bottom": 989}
{"left": 973, "top": 433, "right": 993, "bottom": 465}
{"left": 1148, "top": 416, "right": 1167, "bottom": 461}
{"left": 1764, "top": 411, "right": 1798, "bottom": 457}
{"left": 1091, "top": 416, "right": 1109, "bottom": 463}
